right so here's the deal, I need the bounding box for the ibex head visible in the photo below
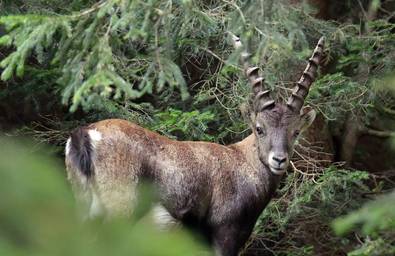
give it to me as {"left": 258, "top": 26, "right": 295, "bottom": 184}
{"left": 231, "top": 34, "right": 325, "bottom": 175}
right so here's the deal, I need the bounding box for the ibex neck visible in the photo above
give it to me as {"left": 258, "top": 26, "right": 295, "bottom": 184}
{"left": 232, "top": 133, "right": 284, "bottom": 186}
{"left": 232, "top": 134, "right": 264, "bottom": 171}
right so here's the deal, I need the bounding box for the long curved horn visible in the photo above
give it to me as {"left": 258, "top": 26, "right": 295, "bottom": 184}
{"left": 229, "top": 32, "right": 275, "bottom": 111}
{"left": 287, "top": 37, "right": 325, "bottom": 112}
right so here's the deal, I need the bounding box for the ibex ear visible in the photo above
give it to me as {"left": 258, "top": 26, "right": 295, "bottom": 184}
{"left": 300, "top": 106, "right": 316, "bottom": 131}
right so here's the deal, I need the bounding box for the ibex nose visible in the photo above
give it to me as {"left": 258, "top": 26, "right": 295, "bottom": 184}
{"left": 272, "top": 156, "right": 287, "bottom": 165}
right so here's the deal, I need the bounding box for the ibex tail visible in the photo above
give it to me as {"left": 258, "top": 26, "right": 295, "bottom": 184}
{"left": 66, "top": 127, "right": 94, "bottom": 178}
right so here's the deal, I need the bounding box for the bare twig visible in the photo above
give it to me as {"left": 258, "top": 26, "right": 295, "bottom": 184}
{"left": 363, "top": 128, "right": 395, "bottom": 138}
{"left": 69, "top": 0, "right": 108, "bottom": 19}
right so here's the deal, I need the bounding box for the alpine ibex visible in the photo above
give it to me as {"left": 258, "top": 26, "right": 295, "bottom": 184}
{"left": 65, "top": 35, "right": 325, "bottom": 256}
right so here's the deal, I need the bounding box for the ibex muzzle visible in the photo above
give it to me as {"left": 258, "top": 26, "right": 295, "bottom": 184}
{"left": 65, "top": 35, "right": 325, "bottom": 256}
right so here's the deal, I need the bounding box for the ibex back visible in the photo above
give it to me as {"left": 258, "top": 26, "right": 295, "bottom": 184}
{"left": 65, "top": 35, "right": 325, "bottom": 256}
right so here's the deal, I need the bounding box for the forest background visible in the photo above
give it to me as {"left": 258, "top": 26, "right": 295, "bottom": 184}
{"left": 0, "top": 0, "right": 394, "bottom": 255}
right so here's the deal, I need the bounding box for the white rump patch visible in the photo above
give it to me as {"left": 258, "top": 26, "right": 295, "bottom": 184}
{"left": 65, "top": 138, "right": 71, "bottom": 156}
{"left": 88, "top": 129, "right": 102, "bottom": 142}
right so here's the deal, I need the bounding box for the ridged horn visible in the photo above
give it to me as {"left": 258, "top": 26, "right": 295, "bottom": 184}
{"left": 229, "top": 32, "right": 274, "bottom": 111}
{"left": 287, "top": 37, "right": 325, "bottom": 112}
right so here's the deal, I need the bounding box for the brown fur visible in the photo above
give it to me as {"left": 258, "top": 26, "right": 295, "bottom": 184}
{"left": 66, "top": 119, "right": 276, "bottom": 218}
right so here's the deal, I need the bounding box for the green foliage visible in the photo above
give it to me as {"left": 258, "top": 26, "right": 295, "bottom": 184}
{"left": 330, "top": 75, "right": 395, "bottom": 256}
{"left": 0, "top": 15, "right": 70, "bottom": 80}
{"left": 332, "top": 190, "right": 395, "bottom": 256}
{"left": 2, "top": 0, "right": 391, "bottom": 138}
{"left": 151, "top": 108, "right": 215, "bottom": 141}
{"left": 333, "top": 191, "right": 395, "bottom": 236}
{"left": 309, "top": 73, "right": 369, "bottom": 121}
{"left": 347, "top": 237, "right": 395, "bottom": 256}
{"left": 0, "top": 137, "right": 211, "bottom": 256}
{"left": 251, "top": 167, "right": 371, "bottom": 255}
{"left": 1, "top": 0, "right": 202, "bottom": 111}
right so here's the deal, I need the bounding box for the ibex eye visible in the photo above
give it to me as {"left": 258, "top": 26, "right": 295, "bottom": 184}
{"left": 294, "top": 130, "right": 300, "bottom": 137}
{"left": 256, "top": 126, "right": 264, "bottom": 135}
